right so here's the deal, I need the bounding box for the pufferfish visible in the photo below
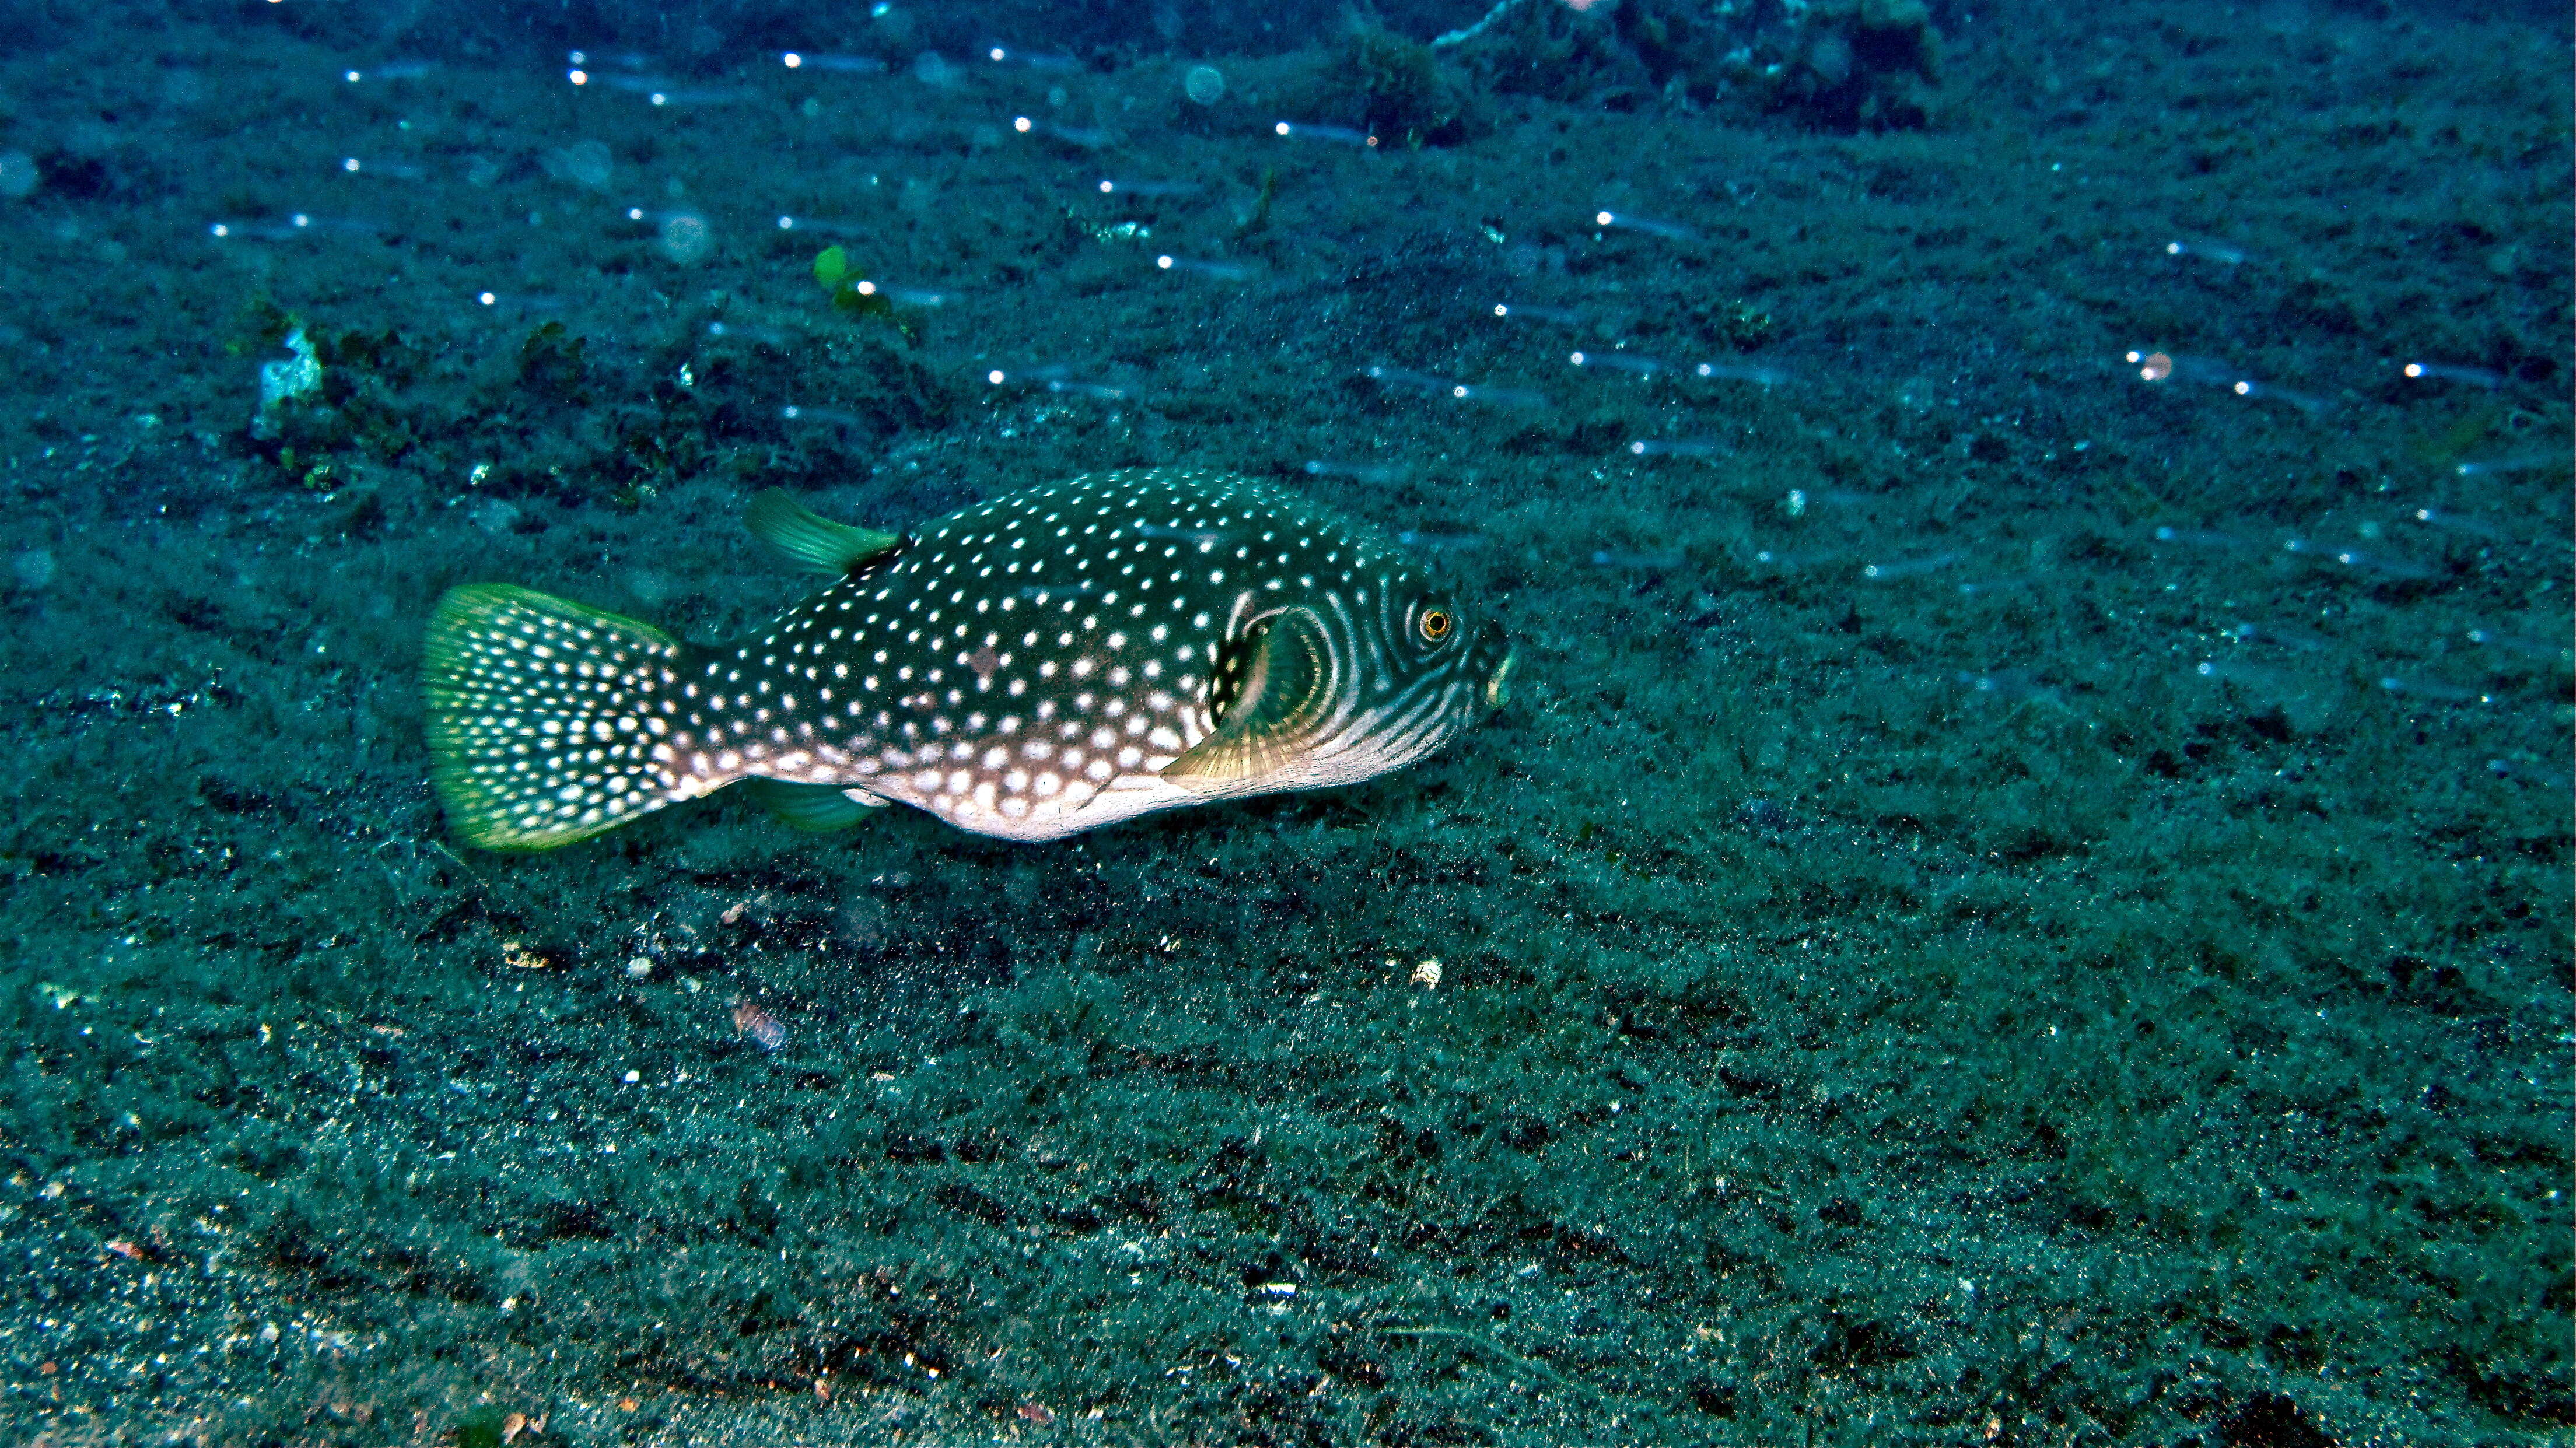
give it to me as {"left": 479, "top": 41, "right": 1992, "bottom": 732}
{"left": 421, "top": 467, "right": 1514, "bottom": 847}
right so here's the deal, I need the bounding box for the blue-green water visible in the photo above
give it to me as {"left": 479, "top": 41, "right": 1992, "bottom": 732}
{"left": 0, "top": 1, "right": 2566, "bottom": 1443}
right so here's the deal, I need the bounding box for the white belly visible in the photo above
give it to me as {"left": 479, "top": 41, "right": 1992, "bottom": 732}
{"left": 876, "top": 769, "right": 1202, "bottom": 843}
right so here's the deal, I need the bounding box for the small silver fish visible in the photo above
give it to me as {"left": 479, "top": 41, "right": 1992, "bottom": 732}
{"left": 423, "top": 468, "right": 1514, "bottom": 847}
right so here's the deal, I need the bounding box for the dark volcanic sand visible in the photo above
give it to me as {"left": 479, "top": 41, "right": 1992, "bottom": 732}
{"left": 0, "top": 1, "right": 2567, "bottom": 1443}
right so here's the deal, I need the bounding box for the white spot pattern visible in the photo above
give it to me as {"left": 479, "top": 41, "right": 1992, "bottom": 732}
{"left": 424, "top": 469, "right": 1500, "bottom": 847}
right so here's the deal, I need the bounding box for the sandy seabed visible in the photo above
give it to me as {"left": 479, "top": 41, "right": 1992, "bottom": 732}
{"left": 0, "top": 0, "right": 2567, "bottom": 1442}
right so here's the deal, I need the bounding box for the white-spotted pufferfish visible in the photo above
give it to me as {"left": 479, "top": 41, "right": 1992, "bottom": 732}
{"left": 421, "top": 468, "right": 1514, "bottom": 846}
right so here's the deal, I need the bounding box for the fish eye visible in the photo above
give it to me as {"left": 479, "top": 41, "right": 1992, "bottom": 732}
{"left": 1419, "top": 608, "right": 1452, "bottom": 643}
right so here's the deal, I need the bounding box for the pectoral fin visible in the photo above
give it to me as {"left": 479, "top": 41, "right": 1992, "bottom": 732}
{"left": 743, "top": 488, "right": 903, "bottom": 576}
{"left": 1160, "top": 607, "right": 1333, "bottom": 790}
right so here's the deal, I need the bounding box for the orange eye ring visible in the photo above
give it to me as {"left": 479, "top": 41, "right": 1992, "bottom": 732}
{"left": 1419, "top": 609, "right": 1453, "bottom": 642}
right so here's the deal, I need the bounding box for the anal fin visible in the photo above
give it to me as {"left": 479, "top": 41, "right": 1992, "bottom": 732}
{"left": 747, "top": 778, "right": 889, "bottom": 831}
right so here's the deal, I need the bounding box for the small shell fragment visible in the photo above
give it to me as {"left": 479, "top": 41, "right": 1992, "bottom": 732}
{"left": 1409, "top": 959, "right": 1443, "bottom": 988}
{"left": 732, "top": 1000, "right": 787, "bottom": 1051}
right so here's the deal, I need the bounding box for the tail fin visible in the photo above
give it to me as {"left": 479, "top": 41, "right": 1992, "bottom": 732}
{"left": 421, "top": 584, "right": 701, "bottom": 850}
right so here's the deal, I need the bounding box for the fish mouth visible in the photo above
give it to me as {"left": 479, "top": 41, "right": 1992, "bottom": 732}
{"left": 1474, "top": 626, "right": 1515, "bottom": 714}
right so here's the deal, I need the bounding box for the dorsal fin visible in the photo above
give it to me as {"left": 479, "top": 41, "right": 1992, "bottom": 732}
{"left": 743, "top": 488, "right": 902, "bottom": 576}
{"left": 1161, "top": 606, "right": 1334, "bottom": 790}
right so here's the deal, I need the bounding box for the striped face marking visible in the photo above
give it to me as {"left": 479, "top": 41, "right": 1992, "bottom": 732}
{"left": 424, "top": 468, "right": 1513, "bottom": 847}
